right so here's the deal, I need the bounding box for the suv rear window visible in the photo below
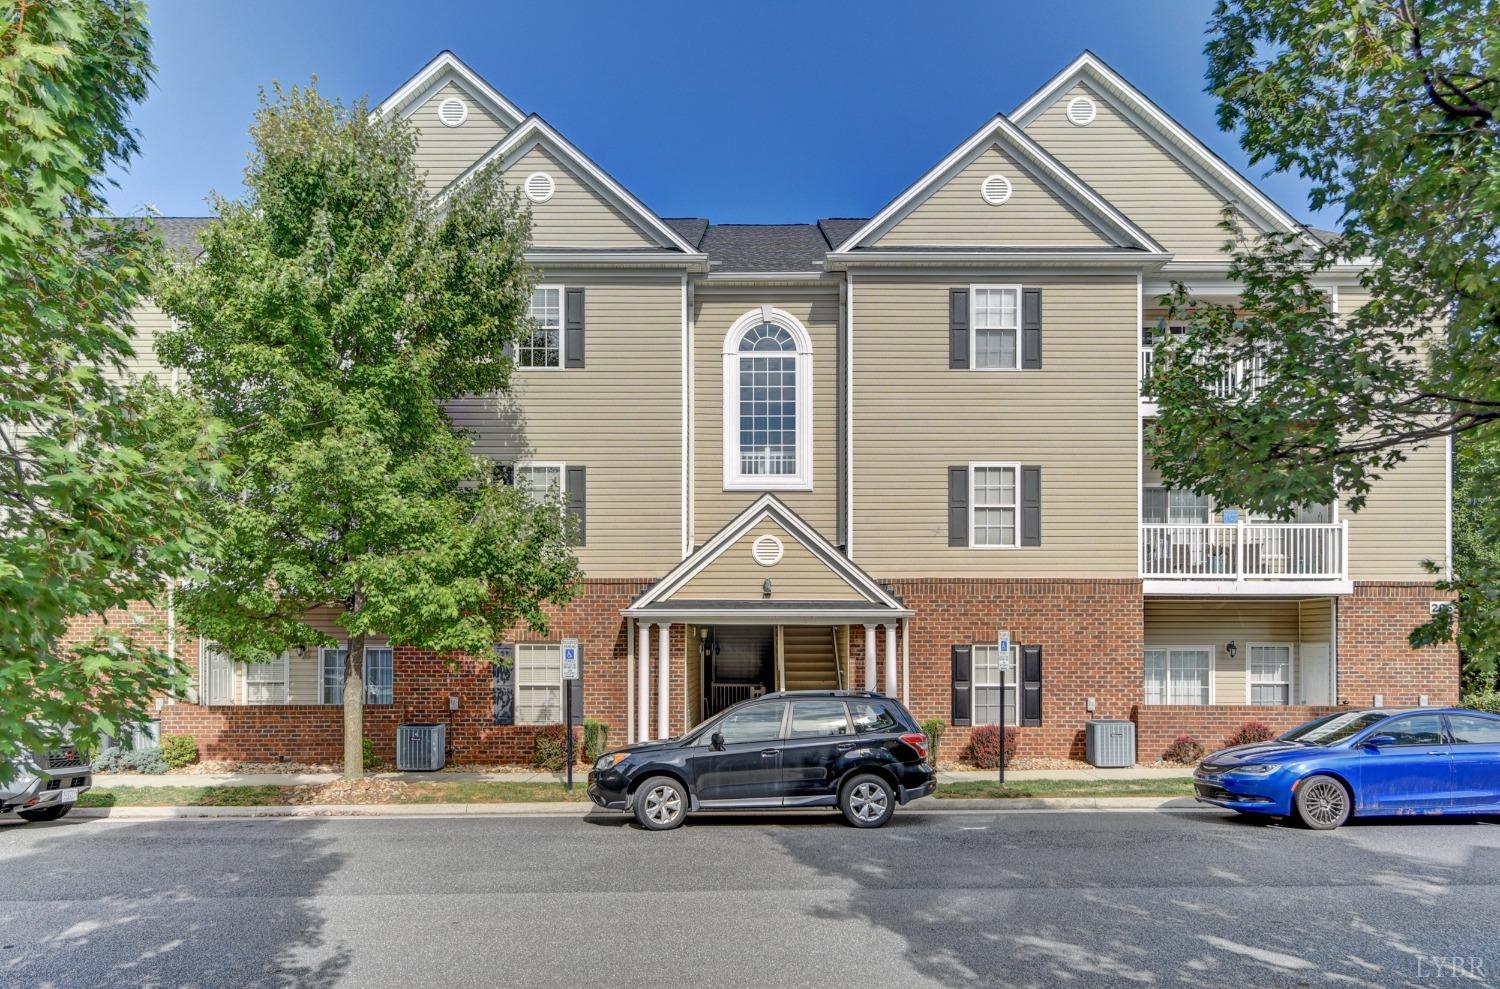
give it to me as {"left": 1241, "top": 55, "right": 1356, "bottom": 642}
{"left": 847, "top": 699, "right": 902, "bottom": 735}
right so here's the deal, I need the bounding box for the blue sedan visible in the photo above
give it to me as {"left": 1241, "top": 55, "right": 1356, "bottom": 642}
{"left": 1194, "top": 708, "right": 1500, "bottom": 829}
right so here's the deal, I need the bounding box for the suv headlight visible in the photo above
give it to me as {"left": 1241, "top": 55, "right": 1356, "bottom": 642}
{"left": 594, "top": 752, "right": 627, "bottom": 772}
{"left": 1227, "top": 763, "right": 1280, "bottom": 776}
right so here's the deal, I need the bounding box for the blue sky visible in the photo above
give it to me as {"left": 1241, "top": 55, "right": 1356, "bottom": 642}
{"left": 105, "top": 0, "right": 1337, "bottom": 227}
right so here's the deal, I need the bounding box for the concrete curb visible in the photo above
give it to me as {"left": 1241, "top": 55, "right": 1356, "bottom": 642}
{"left": 69, "top": 796, "right": 1214, "bottom": 820}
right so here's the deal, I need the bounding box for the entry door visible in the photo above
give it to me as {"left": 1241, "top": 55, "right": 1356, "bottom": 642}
{"left": 201, "top": 642, "right": 233, "bottom": 706}
{"left": 1299, "top": 644, "right": 1333, "bottom": 705}
{"left": 1358, "top": 713, "right": 1455, "bottom": 812}
{"left": 686, "top": 701, "right": 787, "bottom": 805}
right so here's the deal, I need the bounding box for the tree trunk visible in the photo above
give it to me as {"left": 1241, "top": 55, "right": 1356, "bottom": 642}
{"left": 344, "top": 593, "right": 367, "bottom": 779}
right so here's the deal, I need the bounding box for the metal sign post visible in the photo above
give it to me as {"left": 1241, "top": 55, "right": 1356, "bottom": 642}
{"left": 997, "top": 631, "right": 1010, "bottom": 787}
{"left": 561, "top": 638, "right": 580, "bottom": 791}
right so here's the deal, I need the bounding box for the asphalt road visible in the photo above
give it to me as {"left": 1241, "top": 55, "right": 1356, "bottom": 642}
{"left": 2, "top": 806, "right": 1498, "bottom": 988}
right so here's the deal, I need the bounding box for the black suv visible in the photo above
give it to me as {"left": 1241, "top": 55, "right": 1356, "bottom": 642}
{"left": 587, "top": 690, "right": 936, "bottom": 830}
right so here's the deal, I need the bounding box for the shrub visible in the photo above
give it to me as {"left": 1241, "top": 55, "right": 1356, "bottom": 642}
{"left": 362, "top": 737, "right": 379, "bottom": 772}
{"left": 1162, "top": 735, "right": 1205, "bottom": 765}
{"left": 94, "top": 746, "right": 168, "bottom": 774}
{"left": 582, "top": 718, "right": 610, "bottom": 762}
{"left": 1226, "top": 721, "right": 1276, "bottom": 748}
{"left": 962, "top": 724, "right": 1017, "bottom": 769}
{"left": 1461, "top": 690, "right": 1500, "bottom": 714}
{"left": 161, "top": 734, "right": 198, "bottom": 769}
{"left": 919, "top": 718, "right": 947, "bottom": 765}
{"left": 531, "top": 724, "right": 571, "bottom": 771}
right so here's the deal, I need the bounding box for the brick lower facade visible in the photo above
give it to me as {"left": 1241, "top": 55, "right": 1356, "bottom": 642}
{"left": 101, "top": 575, "right": 1457, "bottom": 767}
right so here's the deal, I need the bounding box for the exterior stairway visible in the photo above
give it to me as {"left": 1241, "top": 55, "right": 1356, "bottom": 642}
{"left": 781, "top": 626, "right": 841, "bottom": 691}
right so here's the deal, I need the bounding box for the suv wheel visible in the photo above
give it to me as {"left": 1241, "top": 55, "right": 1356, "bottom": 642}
{"left": 18, "top": 804, "right": 71, "bottom": 823}
{"left": 840, "top": 774, "right": 894, "bottom": 828}
{"left": 1294, "top": 774, "right": 1352, "bottom": 830}
{"left": 633, "top": 776, "right": 687, "bottom": 831}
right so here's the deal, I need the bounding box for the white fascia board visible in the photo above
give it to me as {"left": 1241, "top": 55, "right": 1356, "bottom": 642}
{"left": 826, "top": 250, "right": 1172, "bottom": 272}
{"left": 832, "top": 113, "right": 1164, "bottom": 255}
{"left": 1142, "top": 579, "right": 1354, "bottom": 597}
{"left": 439, "top": 117, "right": 699, "bottom": 255}
{"left": 620, "top": 607, "right": 915, "bottom": 623}
{"left": 373, "top": 51, "right": 524, "bottom": 128}
{"left": 1011, "top": 52, "right": 1314, "bottom": 246}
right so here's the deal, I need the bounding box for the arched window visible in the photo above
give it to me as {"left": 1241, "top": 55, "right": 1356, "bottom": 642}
{"left": 723, "top": 307, "right": 812, "bottom": 490}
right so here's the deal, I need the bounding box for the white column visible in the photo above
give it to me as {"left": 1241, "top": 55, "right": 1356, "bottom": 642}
{"left": 657, "top": 623, "right": 671, "bottom": 740}
{"left": 637, "top": 622, "right": 652, "bottom": 743}
{"left": 883, "top": 623, "right": 897, "bottom": 697}
{"left": 863, "top": 624, "right": 877, "bottom": 691}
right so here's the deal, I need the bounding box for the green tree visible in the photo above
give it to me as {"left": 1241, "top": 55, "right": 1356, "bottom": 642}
{"left": 155, "top": 84, "right": 581, "bottom": 778}
{"left": 0, "top": 0, "right": 223, "bottom": 781}
{"left": 1442, "top": 427, "right": 1500, "bottom": 689}
{"left": 1147, "top": 0, "right": 1495, "bottom": 651}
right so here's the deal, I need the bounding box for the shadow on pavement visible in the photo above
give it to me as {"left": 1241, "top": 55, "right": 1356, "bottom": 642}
{"left": 0, "top": 816, "right": 349, "bottom": 987}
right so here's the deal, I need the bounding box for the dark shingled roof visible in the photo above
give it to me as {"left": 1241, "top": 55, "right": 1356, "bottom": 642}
{"left": 152, "top": 216, "right": 214, "bottom": 256}
{"left": 663, "top": 217, "right": 709, "bottom": 249}
{"left": 817, "top": 218, "right": 867, "bottom": 250}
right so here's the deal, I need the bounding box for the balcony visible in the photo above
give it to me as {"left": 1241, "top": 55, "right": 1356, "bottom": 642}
{"left": 1139, "top": 345, "right": 1266, "bottom": 413}
{"left": 1140, "top": 521, "right": 1349, "bottom": 592}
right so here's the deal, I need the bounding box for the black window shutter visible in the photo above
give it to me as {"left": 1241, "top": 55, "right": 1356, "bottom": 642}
{"left": 493, "top": 643, "right": 515, "bottom": 725}
{"left": 565, "top": 465, "right": 587, "bottom": 546}
{"left": 951, "top": 644, "right": 973, "bottom": 726}
{"left": 564, "top": 288, "right": 585, "bottom": 368}
{"left": 492, "top": 462, "right": 514, "bottom": 486}
{"left": 1020, "top": 465, "right": 1041, "bottom": 547}
{"left": 948, "top": 288, "right": 969, "bottom": 369}
{"left": 1021, "top": 287, "right": 1043, "bottom": 369}
{"left": 1021, "top": 644, "right": 1042, "bottom": 726}
{"left": 948, "top": 466, "right": 969, "bottom": 547}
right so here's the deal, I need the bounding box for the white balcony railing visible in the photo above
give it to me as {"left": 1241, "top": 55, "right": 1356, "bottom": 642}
{"left": 1140, "top": 522, "right": 1348, "bottom": 580}
{"left": 1139, "top": 346, "right": 1267, "bottom": 401}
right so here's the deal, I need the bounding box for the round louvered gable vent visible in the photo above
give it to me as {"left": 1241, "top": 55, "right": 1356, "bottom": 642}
{"left": 524, "top": 172, "right": 555, "bottom": 204}
{"left": 1066, "top": 96, "right": 1097, "bottom": 126}
{"left": 437, "top": 97, "right": 468, "bottom": 128}
{"left": 980, "top": 174, "right": 1012, "bottom": 206}
{"left": 751, "top": 534, "right": 784, "bottom": 567}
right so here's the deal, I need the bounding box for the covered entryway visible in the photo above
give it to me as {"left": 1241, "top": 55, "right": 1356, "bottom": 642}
{"left": 622, "top": 495, "right": 912, "bottom": 741}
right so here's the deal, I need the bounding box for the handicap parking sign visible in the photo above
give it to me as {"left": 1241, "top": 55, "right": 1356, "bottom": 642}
{"left": 561, "top": 638, "right": 580, "bottom": 680}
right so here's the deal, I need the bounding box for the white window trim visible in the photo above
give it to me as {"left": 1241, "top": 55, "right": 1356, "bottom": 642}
{"left": 242, "top": 652, "right": 290, "bottom": 706}
{"left": 971, "top": 643, "right": 1018, "bottom": 726}
{"left": 1143, "top": 644, "right": 1217, "bottom": 706}
{"left": 1247, "top": 641, "right": 1295, "bottom": 707}
{"left": 970, "top": 284, "right": 1023, "bottom": 371}
{"left": 518, "top": 284, "right": 566, "bottom": 372}
{"left": 722, "top": 306, "right": 814, "bottom": 492}
{"left": 319, "top": 645, "right": 396, "bottom": 706}
{"left": 967, "top": 462, "right": 1022, "bottom": 550}
{"left": 515, "top": 641, "right": 566, "bottom": 726}
{"left": 514, "top": 461, "right": 566, "bottom": 509}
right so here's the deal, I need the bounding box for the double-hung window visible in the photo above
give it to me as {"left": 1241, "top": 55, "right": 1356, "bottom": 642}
{"left": 973, "top": 287, "right": 1020, "bottom": 370}
{"left": 515, "top": 643, "right": 563, "bottom": 725}
{"left": 971, "top": 464, "right": 1019, "bottom": 548}
{"left": 972, "top": 644, "right": 1018, "bottom": 725}
{"left": 320, "top": 646, "right": 395, "bottom": 705}
{"left": 515, "top": 463, "right": 563, "bottom": 506}
{"left": 1142, "top": 488, "right": 1214, "bottom": 524}
{"left": 723, "top": 308, "right": 813, "bottom": 490}
{"left": 1144, "top": 647, "right": 1213, "bottom": 705}
{"left": 1248, "top": 644, "right": 1292, "bottom": 705}
{"left": 519, "top": 287, "right": 562, "bottom": 368}
{"left": 244, "top": 654, "right": 288, "bottom": 705}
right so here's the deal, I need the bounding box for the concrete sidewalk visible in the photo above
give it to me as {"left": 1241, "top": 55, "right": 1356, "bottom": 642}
{"left": 95, "top": 765, "right": 1192, "bottom": 788}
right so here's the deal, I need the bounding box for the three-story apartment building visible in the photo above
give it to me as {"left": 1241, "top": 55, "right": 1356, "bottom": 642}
{"left": 125, "top": 51, "right": 1455, "bottom": 764}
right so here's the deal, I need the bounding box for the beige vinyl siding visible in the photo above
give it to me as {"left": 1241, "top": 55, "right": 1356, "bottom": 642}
{"left": 408, "top": 82, "right": 511, "bottom": 195}
{"left": 851, "top": 273, "right": 1138, "bottom": 576}
{"left": 684, "top": 623, "right": 702, "bottom": 728}
{"left": 668, "top": 518, "right": 868, "bottom": 602}
{"left": 1144, "top": 598, "right": 1324, "bottom": 705}
{"left": 118, "top": 302, "right": 177, "bottom": 385}
{"left": 1023, "top": 82, "right": 1246, "bottom": 260}
{"left": 500, "top": 146, "right": 659, "bottom": 249}
{"left": 875, "top": 144, "right": 1114, "bottom": 247}
{"left": 1299, "top": 598, "right": 1334, "bottom": 644}
{"left": 693, "top": 291, "right": 840, "bottom": 544}
{"left": 447, "top": 276, "right": 682, "bottom": 576}
{"left": 1335, "top": 288, "right": 1450, "bottom": 580}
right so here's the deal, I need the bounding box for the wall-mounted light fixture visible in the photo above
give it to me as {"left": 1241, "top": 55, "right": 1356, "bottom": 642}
{"left": 1225, "top": 640, "right": 1238, "bottom": 659}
